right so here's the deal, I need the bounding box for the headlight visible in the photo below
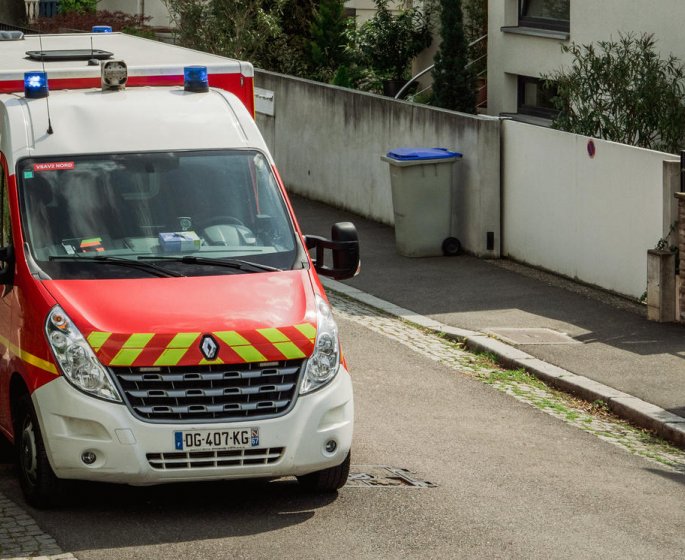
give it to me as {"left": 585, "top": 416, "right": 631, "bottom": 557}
{"left": 300, "top": 296, "right": 340, "bottom": 394}
{"left": 45, "top": 306, "right": 122, "bottom": 402}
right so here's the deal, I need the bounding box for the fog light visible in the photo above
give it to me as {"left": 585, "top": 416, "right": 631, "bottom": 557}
{"left": 324, "top": 440, "right": 337, "bottom": 453}
{"left": 81, "top": 451, "right": 96, "bottom": 465}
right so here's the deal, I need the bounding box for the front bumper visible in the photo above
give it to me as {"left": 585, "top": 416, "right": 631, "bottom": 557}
{"left": 32, "top": 369, "right": 353, "bottom": 485}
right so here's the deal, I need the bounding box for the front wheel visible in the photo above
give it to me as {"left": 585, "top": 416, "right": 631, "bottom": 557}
{"left": 297, "top": 452, "right": 351, "bottom": 493}
{"left": 16, "top": 396, "right": 66, "bottom": 508}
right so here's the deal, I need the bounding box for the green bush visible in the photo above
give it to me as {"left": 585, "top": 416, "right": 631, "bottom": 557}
{"left": 164, "top": 0, "right": 311, "bottom": 75}
{"left": 34, "top": 10, "right": 151, "bottom": 34}
{"left": 307, "top": 0, "right": 352, "bottom": 82}
{"left": 351, "top": 0, "right": 431, "bottom": 82}
{"left": 544, "top": 33, "right": 685, "bottom": 154}
{"left": 432, "top": 0, "right": 475, "bottom": 112}
{"left": 58, "top": 0, "right": 97, "bottom": 15}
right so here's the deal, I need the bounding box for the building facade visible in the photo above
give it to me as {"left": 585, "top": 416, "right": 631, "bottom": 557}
{"left": 96, "top": 0, "right": 173, "bottom": 28}
{"left": 487, "top": 0, "right": 685, "bottom": 122}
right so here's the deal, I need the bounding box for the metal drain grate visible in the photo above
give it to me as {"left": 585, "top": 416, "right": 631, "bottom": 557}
{"left": 487, "top": 328, "right": 581, "bottom": 346}
{"left": 347, "top": 466, "right": 437, "bottom": 488}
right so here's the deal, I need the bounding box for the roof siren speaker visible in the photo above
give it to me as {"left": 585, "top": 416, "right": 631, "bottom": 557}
{"left": 101, "top": 60, "right": 128, "bottom": 91}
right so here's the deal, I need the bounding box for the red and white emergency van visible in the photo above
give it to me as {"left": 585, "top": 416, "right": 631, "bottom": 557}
{"left": 0, "top": 31, "right": 359, "bottom": 507}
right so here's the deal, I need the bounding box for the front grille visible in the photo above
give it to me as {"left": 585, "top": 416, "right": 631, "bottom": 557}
{"left": 147, "top": 447, "right": 285, "bottom": 470}
{"left": 110, "top": 361, "right": 303, "bottom": 423}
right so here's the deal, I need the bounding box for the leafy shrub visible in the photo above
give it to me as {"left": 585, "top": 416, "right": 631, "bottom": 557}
{"left": 350, "top": 0, "right": 431, "bottom": 83}
{"left": 544, "top": 33, "right": 685, "bottom": 154}
{"left": 58, "top": 0, "right": 97, "bottom": 15}
{"left": 33, "top": 10, "right": 151, "bottom": 34}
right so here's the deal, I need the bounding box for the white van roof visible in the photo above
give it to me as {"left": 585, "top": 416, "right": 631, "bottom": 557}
{"left": 1, "top": 87, "right": 268, "bottom": 169}
{"left": 0, "top": 33, "right": 253, "bottom": 88}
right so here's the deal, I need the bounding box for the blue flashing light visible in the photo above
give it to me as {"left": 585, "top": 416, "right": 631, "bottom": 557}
{"left": 24, "top": 71, "right": 49, "bottom": 99}
{"left": 184, "top": 66, "right": 209, "bottom": 93}
{"left": 92, "top": 25, "right": 112, "bottom": 33}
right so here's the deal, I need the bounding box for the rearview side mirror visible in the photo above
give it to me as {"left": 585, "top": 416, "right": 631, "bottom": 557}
{"left": 305, "top": 222, "right": 360, "bottom": 281}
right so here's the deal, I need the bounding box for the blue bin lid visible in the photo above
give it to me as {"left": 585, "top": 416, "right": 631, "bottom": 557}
{"left": 386, "top": 147, "right": 462, "bottom": 161}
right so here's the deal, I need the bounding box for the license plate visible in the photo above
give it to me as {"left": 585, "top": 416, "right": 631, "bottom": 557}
{"left": 174, "top": 428, "right": 260, "bottom": 452}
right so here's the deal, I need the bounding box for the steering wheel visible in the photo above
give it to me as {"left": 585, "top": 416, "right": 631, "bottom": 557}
{"left": 199, "top": 216, "right": 255, "bottom": 247}
{"left": 198, "top": 216, "right": 245, "bottom": 229}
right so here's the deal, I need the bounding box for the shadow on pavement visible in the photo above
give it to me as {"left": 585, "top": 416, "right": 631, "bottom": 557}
{"left": 294, "top": 195, "right": 685, "bottom": 359}
{"left": 0, "top": 434, "right": 13, "bottom": 463}
{"left": 643, "top": 467, "right": 685, "bottom": 486}
{"left": 292, "top": 194, "right": 685, "bottom": 416}
{"left": 0, "top": 474, "right": 337, "bottom": 552}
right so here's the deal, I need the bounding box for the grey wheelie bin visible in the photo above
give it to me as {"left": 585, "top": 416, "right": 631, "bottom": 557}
{"left": 381, "top": 147, "right": 462, "bottom": 257}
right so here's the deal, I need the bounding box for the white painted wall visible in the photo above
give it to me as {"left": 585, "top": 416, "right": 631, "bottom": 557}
{"left": 253, "top": 71, "right": 681, "bottom": 297}
{"left": 344, "top": 0, "right": 408, "bottom": 23}
{"left": 488, "top": 0, "right": 685, "bottom": 119}
{"left": 255, "top": 70, "right": 501, "bottom": 257}
{"left": 502, "top": 120, "right": 680, "bottom": 298}
{"left": 97, "top": 0, "right": 173, "bottom": 28}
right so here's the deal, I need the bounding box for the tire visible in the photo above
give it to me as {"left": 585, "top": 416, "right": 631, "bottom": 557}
{"left": 442, "top": 237, "right": 462, "bottom": 256}
{"left": 297, "top": 452, "right": 351, "bottom": 493}
{"left": 16, "top": 396, "right": 67, "bottom": 509}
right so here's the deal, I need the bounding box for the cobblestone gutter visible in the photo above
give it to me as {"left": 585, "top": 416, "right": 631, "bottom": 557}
{"left": 0, "top": 495, "right": 75, "bottom": 559}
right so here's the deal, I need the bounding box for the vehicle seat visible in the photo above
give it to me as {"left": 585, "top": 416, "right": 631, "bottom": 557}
{"left": 54, "top": 170, "right": 128, "bottom": 243}
{"left": 23, "top": 174, "right": 59, "bottom": 251}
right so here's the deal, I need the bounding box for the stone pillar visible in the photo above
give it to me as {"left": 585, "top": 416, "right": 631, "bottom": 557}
{"left": 647, "top": 250, "right": 675, "bottom": 322}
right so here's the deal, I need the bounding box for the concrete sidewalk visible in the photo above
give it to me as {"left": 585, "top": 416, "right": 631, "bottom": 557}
{"left": 292, "top": 195, "right": 685, "bottom": 443}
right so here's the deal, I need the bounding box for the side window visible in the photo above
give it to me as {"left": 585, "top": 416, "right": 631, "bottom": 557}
{"left": 517, "top": 76, "right": 559, "bottom": 119}
{"left": 0, "top": 165, "right": 10, "bottom": 247}
{"left": 253, "top": 155, "right": 295, "bottom": 251}
{"left": 519, "top": 0, "right": 570, "bottom": 32}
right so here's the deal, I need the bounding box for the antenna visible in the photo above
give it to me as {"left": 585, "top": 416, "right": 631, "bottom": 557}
{"left": 38, "top": 35, "right": 54, "bottom": 135}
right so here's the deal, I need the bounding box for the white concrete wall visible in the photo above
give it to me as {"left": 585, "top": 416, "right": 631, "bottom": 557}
{"left": 97, "top": 0, "right": 173, "bottom": 28}
{"left": 502, "top": 120, "right": 680, "bottom": 298}
{"left": 344, "top": 0, "right": 408, "bottom": 23}
{"left": 255, "top": 70, "right": 501, "bottom": 257}
{"left": 488, "top": 0, "right": 685, "bottom": 118}
{"left": 253, "top": 71, "right": 681, "bottom": 297}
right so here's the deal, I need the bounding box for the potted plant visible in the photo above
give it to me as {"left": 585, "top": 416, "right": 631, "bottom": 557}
{"left": 354, "top": 0, "right": 431, "bottom": 96}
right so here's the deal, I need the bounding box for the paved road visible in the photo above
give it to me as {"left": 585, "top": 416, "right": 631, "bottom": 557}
{"left": 1, "top": 302, "right": 685, "bottom": 559}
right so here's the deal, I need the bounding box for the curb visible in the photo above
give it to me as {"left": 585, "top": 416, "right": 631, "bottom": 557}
{"left": 322, "top": 278, "right": 685, "bottom": 449}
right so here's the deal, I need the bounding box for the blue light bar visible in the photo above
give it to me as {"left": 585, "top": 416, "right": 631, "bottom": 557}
{"left": 24, "top": 71, "right": 49, "bottom": 99}
{"left": 92, "top": 25, "right": 112, "bottom": 33}
{"left": 184, "top": 66, "right": 209, "bottom": 93}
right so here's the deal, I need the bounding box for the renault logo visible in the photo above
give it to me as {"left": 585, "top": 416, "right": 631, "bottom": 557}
{"left": 200, "top": 335, "right": 219, "bottom": 360}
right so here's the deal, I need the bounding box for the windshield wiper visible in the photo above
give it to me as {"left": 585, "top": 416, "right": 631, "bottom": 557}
{"left": 49, "top": 255, "right": 184, "bottom": 278}
{"left": 143, "top": 255, "right": 280, "bottom": 273}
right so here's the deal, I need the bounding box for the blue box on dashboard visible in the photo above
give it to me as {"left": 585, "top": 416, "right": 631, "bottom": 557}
{"left": 159, "top": 231, "right": 201, "bottom": 252}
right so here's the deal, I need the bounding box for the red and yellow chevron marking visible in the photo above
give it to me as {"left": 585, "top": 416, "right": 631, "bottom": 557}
{"left": 86, "top": 323, "right": 317, "bottom": 368}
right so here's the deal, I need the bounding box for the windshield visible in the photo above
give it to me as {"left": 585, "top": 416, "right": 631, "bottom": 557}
{"left": 17, "top": 150, "right": 299, "bottom": 279}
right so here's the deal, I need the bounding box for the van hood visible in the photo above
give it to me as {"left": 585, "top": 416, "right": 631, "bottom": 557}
{"left": 41, "top": 271, "right": 318, "bottom": 368}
